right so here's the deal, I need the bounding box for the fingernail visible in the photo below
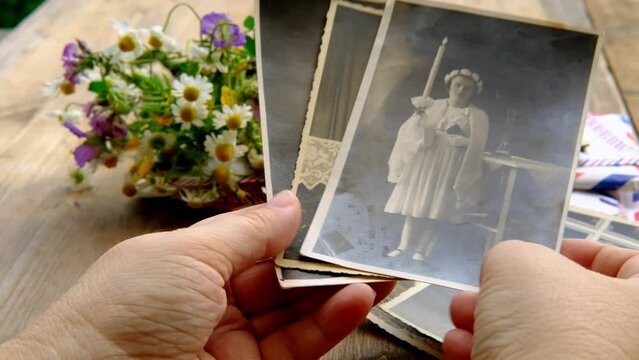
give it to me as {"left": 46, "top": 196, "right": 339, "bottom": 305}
{"left": 370, "top": 286, "right": 378, "bottom": 300}
{"left": 269, "top": 190, "right": 296, "bottom": 208}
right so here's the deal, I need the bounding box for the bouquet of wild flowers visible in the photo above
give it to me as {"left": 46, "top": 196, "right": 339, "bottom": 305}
{"left": 44, "top": 4, "right": 265, "bottom": 209}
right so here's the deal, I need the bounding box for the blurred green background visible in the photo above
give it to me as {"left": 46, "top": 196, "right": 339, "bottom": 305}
{"left": 1, "top": 0, "right": 46, "bottom": 28}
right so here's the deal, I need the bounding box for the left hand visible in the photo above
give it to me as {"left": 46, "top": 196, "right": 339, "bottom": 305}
{"left": 0, "top": 191, "right": 395, "bottom": 359}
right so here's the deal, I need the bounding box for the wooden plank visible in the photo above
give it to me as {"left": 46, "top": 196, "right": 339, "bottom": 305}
{"left": 0, "top": 0, "right": 250, "bottom": 342}
{"left": 0, "top": 0, "right": 629, "bottom": 359}
{"left": 540, "top": 0, "right": 627, "bottom": 116}
{"left": 0, "top": 1, "right": 424, "bottom": 357}
{"left": 585, "top": 0, "right": 639, "bottom": 123}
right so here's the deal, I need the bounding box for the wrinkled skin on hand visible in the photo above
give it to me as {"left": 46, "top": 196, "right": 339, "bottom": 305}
{"left": 444, "top": 239, "right": 639, "bottom": 360}
{"left": 0, "top": 191, "right": 394, "bottom": 360}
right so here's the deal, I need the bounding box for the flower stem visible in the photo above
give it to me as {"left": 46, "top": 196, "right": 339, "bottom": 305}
{"left": 162, "top": 3, "right": 202, "bottom": 33}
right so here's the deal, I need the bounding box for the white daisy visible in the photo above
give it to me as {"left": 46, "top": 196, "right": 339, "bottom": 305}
{"left": 140, "top": 25, "right": 178, "bottom": 52}
{"left": 111, "top": 19, "right": 144, "bottom": 61}
{"left": 189, "top": 43, "right": 228, "bottom": 74}
{"left": 213, "top": 104, "right": 253, "bottom": 130}
{"left": 110, "top": 75, "right": 142, "bottom": 99}
{"left": 42, "top": 78, "right": 63, "bottom": 97}
{"left": 142, "top": 131, "right": 177, "bottom": 151}
{"left": 203, "top": 130, "right": 248, "bottom": 164}
{"left": 179, "top": 188, "right": 218, "bottom": 209}
{"left": 42, "top": 77, "right": 75, "bottom": 97}
{"left": 247, "top": 148, "right": 264, "bottom": 170}
{"left": 171, "top": 98, "right": 207, "bottom": 130}
{"left": 172, "top": 73, "right": 213, "bottom": 103}
{"left": 50, "top": 108, "right": 84, "bottom": 125}
{"left": 78, "top": 69, "right": 102, "bottom": 85}
{"left": 203, "top": 157, "right": 250, "bottom": 186}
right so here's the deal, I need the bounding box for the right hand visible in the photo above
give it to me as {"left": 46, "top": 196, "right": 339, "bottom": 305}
{"left": 443, "top": 239, "right": 639, "bottom": 360}
{"left": 411, "top": 96, "right": 434, "bottom": 111}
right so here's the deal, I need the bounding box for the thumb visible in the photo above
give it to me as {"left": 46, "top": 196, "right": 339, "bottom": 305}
{"left": 474, "top": 241, "right": 639, "bottom": 359}
{"left": 175, "top": 190, "right": 301, "bottom": 282}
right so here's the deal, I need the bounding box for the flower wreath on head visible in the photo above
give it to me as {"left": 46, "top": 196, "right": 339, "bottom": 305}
{"left": 444, "top": 68, "right": 483, "bottom": 94}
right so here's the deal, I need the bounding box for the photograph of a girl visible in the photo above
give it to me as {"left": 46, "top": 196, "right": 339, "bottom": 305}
{"left": 385, "top": 68, "right": 489, "bottom": 260}
{"left": 300, "top": 0, "right": 599, "bottom": 290}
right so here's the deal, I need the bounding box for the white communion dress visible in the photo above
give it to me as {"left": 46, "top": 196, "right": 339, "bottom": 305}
{"left": 384, "top": 99, "right": 489, "bottom": 224}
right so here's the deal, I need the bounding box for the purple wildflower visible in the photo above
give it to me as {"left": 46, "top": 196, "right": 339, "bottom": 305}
{"left": 62, "top": 43, "right": 79, "bottom": 66}
{"left": 112, "top": 123, "right": 128, "bottom": 138}
{"left": 200, "top": 12, "right": 230, "bottom": 36}
{"left": 74, "top": 144, "right": 100, "bottom": 167}
{"left": 62, "top": 121, "right": 88, "bottom": 138}
{"left": 89, "top": 112, "right": 110, "bottom": 137}
{"left": 200, "top": 12, "right": 246, "bottom": 48}
{"left": 61, "top": 42, "right": 81, "bottom": 84}
{"left": 83, "top": 102, "right": 96, "bottom": 117}
{"left": 213, "top": 23, "right": 246, "bottom": 48}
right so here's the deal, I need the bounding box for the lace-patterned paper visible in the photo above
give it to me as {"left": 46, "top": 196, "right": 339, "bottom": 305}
{"left": 274, "top": 0, "right": 383, "bottom": 278}
{"left": 298, "top": 136, "right": 342, "bottom": 190}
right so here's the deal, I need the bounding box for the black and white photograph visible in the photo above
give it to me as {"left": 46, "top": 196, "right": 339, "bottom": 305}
{"left": 367, "top": 281, "right": 447, "bottom": 358}
{"left": 258, "top": 0, "right": 386, "bottom": 286}
{"left": 302, "top": 0, "right": 601, "bottom": 289}
{"left": 276, "top": 0, "right": 383, "bottom": 274}
{"left": 276, "top": 267, "right": 387, "bottom": 289}
{"left": 380, "top": 283, "right": 457, "bottom": 342}
{"left": 256, "top": 0, "right": 331, "bottom": 196}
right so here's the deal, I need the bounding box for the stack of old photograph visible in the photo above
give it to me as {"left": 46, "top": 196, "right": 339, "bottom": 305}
{"left": 256, "top": 0, "right": 601, "bottom": 356}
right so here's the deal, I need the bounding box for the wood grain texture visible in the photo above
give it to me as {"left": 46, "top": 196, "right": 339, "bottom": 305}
{"left": 585, "top": 0, "right": 639, "bottom": 123}
{"left": 0, "top": 0, "right": 253, "bottom": 342}
{"left": 0, "top": 0, "right": 628, "bottom": 359}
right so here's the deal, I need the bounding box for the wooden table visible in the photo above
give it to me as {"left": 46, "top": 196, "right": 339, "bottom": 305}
{"left": 586, "top": 0, "right": 639, "bottom": 129}
{"left": 0, "top": 0, "right": 627, "bottom": 359}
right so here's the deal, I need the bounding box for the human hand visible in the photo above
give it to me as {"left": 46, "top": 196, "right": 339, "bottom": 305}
{"left": 443, "top": 239, "right": 639, "bottom": 360}
{"left": 0, "top": 191, "right": 395, "bottom": 359}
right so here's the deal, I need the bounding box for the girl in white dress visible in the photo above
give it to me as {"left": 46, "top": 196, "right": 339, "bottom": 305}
{"left": 385, "top": 69, "right": 489, "bottom": 260}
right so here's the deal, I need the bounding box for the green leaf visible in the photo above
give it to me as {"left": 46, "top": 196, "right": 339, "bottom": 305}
{"left": 243, "top": 16, "right": 255, "bottom": 30}
{"left": 107, "top": 91, "right": 134, "bottom": 114}
{"left": 178, "top": 61, "right": 200, "bottom": 76}
{"left": 163, "top": 74, "right": 172, "bottom": 89}
{"left": 245, "top": 36, "right": 256, "bottom": 58}
{"left": 84, "top": 136, "right": 105, "bottom": 147}
{"left": 88, "top": 81, "right": 108, "bottom": 97}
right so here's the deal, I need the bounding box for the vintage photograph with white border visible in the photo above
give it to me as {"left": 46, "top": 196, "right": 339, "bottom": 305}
{"left": 275, "top": 0, "right": 384, "bottom": 276}
{"left": 276, "top": 267, "right": 388, "bottom": 289}
{"left": 367, "top": 281, "right": 445, "bottom": 358}
{"left": 380, "top": 283, "right": 457, "bottom": 342}
{"left": 255, "top": 0, "right": 332, "bottom": 197}
{"left": 302, "top": 0, "right": 601, "bottom": 290}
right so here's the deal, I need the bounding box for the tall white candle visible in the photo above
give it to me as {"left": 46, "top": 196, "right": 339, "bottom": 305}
{"left": 422, "top": 37, "right": 448, "bottom": 98}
